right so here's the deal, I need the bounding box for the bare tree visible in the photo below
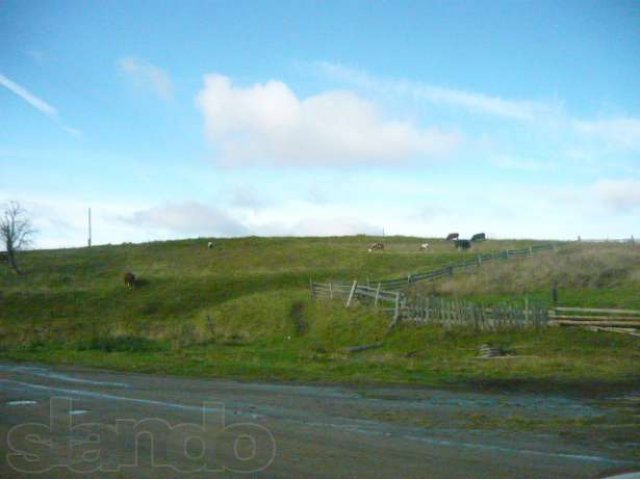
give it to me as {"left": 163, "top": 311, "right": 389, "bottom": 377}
{"left": 0, "top": 201, "right": 35, "bottom": 274}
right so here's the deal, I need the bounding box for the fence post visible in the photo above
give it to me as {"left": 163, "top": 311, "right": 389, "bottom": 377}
{"left": 329, "top": 282, "right": 333, "bottom": 300}
{"left": 524, "top": 296, "right": 529, "bottom": 325}
{"left": 345, "top": 280, "right": 358, "bottom": 308}
{"left": 393, "top": 292, "right": 401, "bottom": 322}
{"left": 309, "top": 278, "right": 314, "bottom": 298}
{"left": 529, "top": 246, "right": 533, "bottom": 256}
{"left": 374, "top": 283, "right": 381, "bottom": 308}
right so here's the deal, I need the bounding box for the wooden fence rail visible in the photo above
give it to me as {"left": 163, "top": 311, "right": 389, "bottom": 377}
{"left": 370, "top": 243, "right": 558, "bottom": 290}
{"left": 548, "top": 307, "right": 640, "bottom": 329}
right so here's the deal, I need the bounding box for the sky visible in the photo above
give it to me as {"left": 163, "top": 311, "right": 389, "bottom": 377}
{"left": 1, "top": 0, "right": 639, "bottom": 249}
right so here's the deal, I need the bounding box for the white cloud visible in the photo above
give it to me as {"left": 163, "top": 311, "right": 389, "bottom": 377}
{"left": 1, "top": 73, "right": 82, "bottom": 136}
{"left": 0, "top": 73, "right": 57, "bottom": 117}
{"left": 594, "top": 179, "right": 640, "bottom": 212}
{"left": 316, "top": 62, "right": 562, "bottom": 121}
{"left": 196, "top": 74, "right": 461, "bottom": 166}
{"left": 574, "top": 118, "right": 640, "bottom": 152}
{"left": 128, "top": 202, "right": 248, "bottom": 237}
{"left": 119, "top": 57, "right": 174, "bottom": 101}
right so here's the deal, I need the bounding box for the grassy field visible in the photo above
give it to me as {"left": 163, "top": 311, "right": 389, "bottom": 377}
{"left": 1, "top": 236, "right": 639, "bottom": 394}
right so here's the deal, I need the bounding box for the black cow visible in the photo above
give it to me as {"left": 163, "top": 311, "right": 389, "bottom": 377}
{"left": 471, "top": 232, "right": 486, "bottom": 242}
{"left": 446, "top": 233, "right": 459, "bottom": 241}
{"left": 454, "top": 239, "right": 471, "bottom": 250}
{"left": 124, "top": 272, "right": 136, "bottom": 289}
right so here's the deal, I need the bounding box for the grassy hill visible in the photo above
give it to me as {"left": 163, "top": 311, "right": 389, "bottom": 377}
{"left": 1, "top": 236, "right": 639, "bottom": 394}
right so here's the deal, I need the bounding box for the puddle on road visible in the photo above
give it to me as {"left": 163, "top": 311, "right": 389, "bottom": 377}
{"left": 0, "top": 364, "right": 129, "bottom": 388}
{"left": 7, "top": 400, "right": 37, "bottom": 406}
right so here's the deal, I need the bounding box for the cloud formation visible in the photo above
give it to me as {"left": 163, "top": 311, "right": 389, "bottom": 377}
{"left": 317, "top": 62, "right": 640, "bottom": 163}
{"left": 0, "top": 74, "right": 58, "bottom": 117}
{"left": 594, "top": 179, "right": 640, "bottom": 212}
{"left": 128, "top": 202, "right": 248, "bottom": 237}
{"left": 1, "top": 73, "right": 82, "bottom": 136}
{"left": 574, "top": 118, "right": 640, "bottom": 152}
{"left": 316, "top": 62, "right": 561, "bottom": 121}
{"left": 196, "top": 74, "right": 460, "bottom": 166}
{"left": 119, "top": 57, "right": 174, "bottom": 101}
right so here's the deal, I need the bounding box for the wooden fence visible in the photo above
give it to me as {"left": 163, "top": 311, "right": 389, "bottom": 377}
{"left": 403, "top": 296, "right": 548, "bottom": 330}
{"left": 310, "top": 279, "right": 403, "bottom": 308}
{"left": 548, "top": 307, "right": 640, "bottom": 335}
{"left": 310, "top": 280, "right": 547, "bottom": 331}
{"left": 371, "top": 243, "right": 558, "bottom": 290}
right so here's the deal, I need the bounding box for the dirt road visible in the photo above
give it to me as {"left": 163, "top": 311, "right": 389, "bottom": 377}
{"left": 1, "top": 361, "right": 638, "bottom": 478}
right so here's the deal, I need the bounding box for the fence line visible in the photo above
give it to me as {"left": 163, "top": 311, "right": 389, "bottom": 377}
{"left": 310, "top": 280, "right": 547, "bottom": 331}
{"left": 370, "top": 243, "right": 559, "bottom": 290}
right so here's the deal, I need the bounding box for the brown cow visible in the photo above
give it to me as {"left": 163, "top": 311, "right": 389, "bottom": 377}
{"left": 124, "top": 272, "right": 136, "bottom": 289}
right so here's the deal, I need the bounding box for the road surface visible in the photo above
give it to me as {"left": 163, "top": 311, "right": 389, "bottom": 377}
{"left": 1, "top": 361, "right": 638, "bottom": 478}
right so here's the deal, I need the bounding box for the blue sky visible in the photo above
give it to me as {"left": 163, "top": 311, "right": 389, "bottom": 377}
{"left": 2, "top": 0, "right": 639, "bottom": 248}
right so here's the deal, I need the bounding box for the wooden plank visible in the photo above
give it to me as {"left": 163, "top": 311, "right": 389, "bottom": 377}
{"left": 355, "top": 284, "right": 379, "bottom": 293}
{"left": 345, "top": 280, "right": 358, "bottom": 308}
{"left": 581, "top": 326, "right": 640, "bottom": 337}
{"left": 549, "top": 314, "right": 640, "bottom": 322}
{"left": 550, "top": 320, "right": 640, "bottom": 327}
{"left": 553, "top": 307, "right": 640, "bottom": 315}
{"left": 386, "top": 294, "right": 403, "bottom": 330}
{"left": 344, "top": 342, "right": 384, "bottom": 354}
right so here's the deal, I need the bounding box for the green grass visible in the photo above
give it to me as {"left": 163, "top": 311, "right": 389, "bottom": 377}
{"left": 1, "top": 236, "right": 639, "bottom": 394}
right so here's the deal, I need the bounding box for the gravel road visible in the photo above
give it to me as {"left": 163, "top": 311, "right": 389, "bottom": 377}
{"left": 1, "top": 361, "right": 638, "bottom": 478}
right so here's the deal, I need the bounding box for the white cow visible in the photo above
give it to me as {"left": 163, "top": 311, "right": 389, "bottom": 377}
{"left": 419, "top": 243, "right": 430, "bottom": 251}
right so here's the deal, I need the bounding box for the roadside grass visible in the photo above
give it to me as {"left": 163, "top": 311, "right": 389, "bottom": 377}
{"left": 1, "top": 236, "right": 639, "bottom": 394}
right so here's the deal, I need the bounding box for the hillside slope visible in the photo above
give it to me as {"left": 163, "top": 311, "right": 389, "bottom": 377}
{"left": 1, "top": 236, "right": 639, "bottom": 392}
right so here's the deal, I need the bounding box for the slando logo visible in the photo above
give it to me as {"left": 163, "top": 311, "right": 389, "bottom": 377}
{"left": 6, "top": 396, "right": 277, "bottom": 474}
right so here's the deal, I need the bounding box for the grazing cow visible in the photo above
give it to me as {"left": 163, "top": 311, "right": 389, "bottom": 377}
{"left": 471, "top": 232, "right": 486, "bottom": 242}
{"left": 124, "top": 272, "right": 136, "bottom": 289}
{"left": 207, "top": 241, "right": 213, "bottom": 249}
{"left": 454, "top": 239, "right": 471, "bottom": 250}
{"left": 368, "top": 242, "right": 385, "bottom": 252}
{"left": 446, "top": 233, "right": 459, "bottom": 241}
{"left": 419, "top": 243, "right": 430, "bottom": 251}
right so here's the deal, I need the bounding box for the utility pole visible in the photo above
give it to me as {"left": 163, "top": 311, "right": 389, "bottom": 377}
{"left": 88, "top": 207, "right": 92, "bottom": 248}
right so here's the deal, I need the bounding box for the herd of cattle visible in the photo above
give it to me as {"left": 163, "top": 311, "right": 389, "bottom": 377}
{"left": 368, "top": 232, "right": 486, "bottom": 253}
{"left": 123, "top": 233, "right": 487, "bottom": 288}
